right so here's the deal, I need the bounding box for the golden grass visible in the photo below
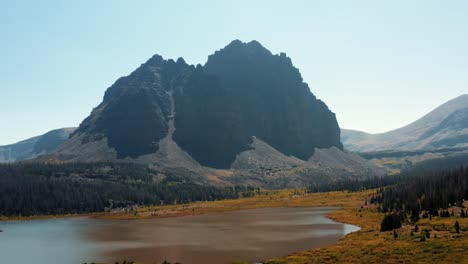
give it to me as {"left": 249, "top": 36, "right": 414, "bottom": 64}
{"left": 264, "top": 193, "right": 468, "bottom": 264}
{"left": 98, "top": 189, "right": 369, "bottom": 220}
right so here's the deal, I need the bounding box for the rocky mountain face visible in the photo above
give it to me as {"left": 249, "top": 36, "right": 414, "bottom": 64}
{"left": 70, "top": 55, "right": 193, "bottom": 159}
{"left": 0, "top": 128, "right": 76, "bottom": 162}
{"left": 342, "top": 94, "right": 468, "bottom": 152}
{"left": 174, "top": 40, "right": 342, "bottom": 168}
{"left": 46, "top": 40, "right": 380, "bottom": 188}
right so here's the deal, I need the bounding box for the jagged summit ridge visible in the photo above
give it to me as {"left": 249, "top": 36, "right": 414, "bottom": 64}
{"left": 71, "top": 55, "right": 193, "bottom": 159}
{"left": 52, "top": 40, "right": 343, "bottom": 169}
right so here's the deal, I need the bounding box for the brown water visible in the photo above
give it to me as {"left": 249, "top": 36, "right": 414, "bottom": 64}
{"left": 0, "top": 207, "right": 359, "bottom": 264}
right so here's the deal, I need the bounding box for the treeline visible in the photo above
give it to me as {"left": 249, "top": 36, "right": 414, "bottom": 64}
{"left": 358, "top": 147, "right": 468, "bottom": 160}
{"left": 308, "top": 153, "right": 468, "bottom": 193}
{"left": 305, "top": 157, "right": 468, "bottom": 232}
{"left": 0, "top": 162, "right": 257, "bottom": 216}
{"left": 0, "top": 161, "right": 156, "bottom": 182}
{"left": 371, "top": 166, "right": 468, "bottom": 217}
{"left": 398, "top": 152, "right": 468, "bottom": 177}
{"left": 308, "top": 175, "right": 404, "bottom": 193}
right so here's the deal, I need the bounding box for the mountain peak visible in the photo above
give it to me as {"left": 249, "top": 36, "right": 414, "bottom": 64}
{"left": 225, "top": 39, "right": 263, "bottom": 47}
{"left": 176, "top": 57, "right": 186, "bottom": 65}
{"left": 145, "top": 54, "right": 165, "bottom": 65}
{"left": 211, "top": 39, "right": 272, "bottom": 59}
{"left": 52, "top": 42, "right": 342, "bottom": 169}
{"left": 226, "top": 39, "right": 243, "bottom": 46}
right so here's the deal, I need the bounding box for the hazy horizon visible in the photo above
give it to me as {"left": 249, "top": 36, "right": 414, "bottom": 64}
{"left": 2, "top": 0, "right": 468, "bottom": 145}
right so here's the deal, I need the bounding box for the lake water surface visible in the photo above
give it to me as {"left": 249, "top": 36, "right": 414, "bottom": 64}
{"left": 0, "top": 207, "right": 359, "bottom": 264}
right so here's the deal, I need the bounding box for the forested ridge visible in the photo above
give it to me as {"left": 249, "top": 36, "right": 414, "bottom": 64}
{"left": 308, "top": 174, "right": 404, "bottom": 193}
{"left": 372, "top": 166, "right": 468, "bottom": 216}
{"left": 398, "top": 152, "right": 468, "bottom": 177}
{"left": 0, "top": 162, "right": 256, "bottom": 216}
{"left": 309, "top": 153, "right": 468, "bottom": 193}
{"left": 307, "top": 158, "right": 468, "bottom": 232}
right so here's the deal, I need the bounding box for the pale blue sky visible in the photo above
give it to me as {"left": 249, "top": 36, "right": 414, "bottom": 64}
{"left": 1, "top": 0, "right": 467, "bottom": 145}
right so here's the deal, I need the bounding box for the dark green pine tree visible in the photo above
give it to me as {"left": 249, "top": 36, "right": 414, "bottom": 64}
{"left": 381, "top": 213, "right": 402, "bottom": 232}
{"left": 455, "top": 221, "right": 460, "bottom": 233}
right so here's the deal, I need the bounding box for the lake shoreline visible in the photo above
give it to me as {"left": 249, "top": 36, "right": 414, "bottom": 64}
{"left": 0, "top": 189, "right": 366, "bottom": 223}
{"left": 5, "top": 190, "right": 464, "bottom": 263}
{"left": 0, "top": 195, "right": 363, "bottom": 264}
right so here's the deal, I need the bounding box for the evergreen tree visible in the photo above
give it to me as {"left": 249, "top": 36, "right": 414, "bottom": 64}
{"left": 425, "top": 230, "right": 430, "bottom": 238}
{"left": 455, "top": 221, "right": 460, "bottom": 233}
{"left": 411, "top": 209, "right": 420, "bottom": 222}
{"left": 381, "top": 213, "right": 402, "bottom": 231}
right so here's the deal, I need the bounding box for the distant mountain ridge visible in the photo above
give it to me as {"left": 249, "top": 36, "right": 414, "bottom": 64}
{"left": 342, "top": 94, "right": 468, "bottom": 152}
{"left": 0, "top": 128, "right": 76, "bottom": 162}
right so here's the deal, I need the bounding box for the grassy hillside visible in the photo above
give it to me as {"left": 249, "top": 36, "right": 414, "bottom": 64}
{"left": 266, "top": 193, "right": 467, "bottom": 264}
